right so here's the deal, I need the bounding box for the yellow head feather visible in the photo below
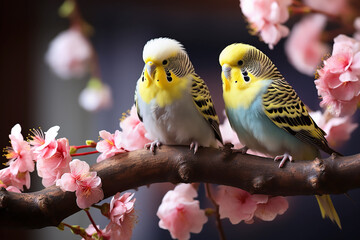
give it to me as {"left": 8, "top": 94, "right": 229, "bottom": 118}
{"left": 138, "top": 38, "right": 191, "bottom": 107}
{"left": 219, "top": 43, "right": 275, "bottom": 109}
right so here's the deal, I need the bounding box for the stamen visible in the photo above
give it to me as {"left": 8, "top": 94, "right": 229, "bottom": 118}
{"left": 28, "top": 127, "right": 46, "bottom": 146}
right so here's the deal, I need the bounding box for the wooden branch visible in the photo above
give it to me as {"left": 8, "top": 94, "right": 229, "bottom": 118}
{"left": 1, "top": 145, "right": 360, "bottom": 229}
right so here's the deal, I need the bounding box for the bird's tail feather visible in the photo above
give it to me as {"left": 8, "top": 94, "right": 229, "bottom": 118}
{"left": 315, "top": 195, "right": 341, "bottom": 229}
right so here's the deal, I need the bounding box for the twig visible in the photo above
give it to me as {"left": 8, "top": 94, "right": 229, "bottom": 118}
{"left": 205, "top": 183, "right": 226, "bottom": 240}
{"left": 84, "top": 209, "right": 102, "bottom": 237}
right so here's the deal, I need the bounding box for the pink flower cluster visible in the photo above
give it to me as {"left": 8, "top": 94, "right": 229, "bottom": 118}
{"left": 29, "top": 126, "right": 72, "bottom": 187}
{"left": 1, "top": 124, "right": 34, "bottom": 192}
{"left": 103, "top": 192, "right": 137, "bottom": 240}
{"left": 119, "top": 105, "right": 151, "bottom": 151}
{"left": 310, "top": 110, "right": 358, "bottom": 147}
{"left": 240, "top": 0, "right": 291, "bottom": 49}
{"left": 215, "top": 186, "right": 288, "bottom": 224}
{"left": 315, "top": 34, "right": 360, "bottom": 117}
{"left": 96, "top": 105, "right": 151, "bottom": 162}
{"left": 78, "top": 78, "right": 113, "bottom": 112}
{"left": 0, "top": 167, "right": 28, "bottom": 193}
{"left": 1, "top": 124, "right": 77, "bottom": 192}
{"left": 157, "top": 184, "right": 208, "bottom": 240}
{"left": 82, "top": 192, "right": 136, "bottom": 240}
{"left": 285, "top": 14, "right": 328, "bottom": 76}
{"left": 45, "top": 29, "right": 91, "bottom": 80}
{"left": 56, "top": 159, "right": 104, "bottom": 209}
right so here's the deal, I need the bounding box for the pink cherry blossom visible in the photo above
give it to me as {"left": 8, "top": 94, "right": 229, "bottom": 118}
{"left": 118, "top": 105, "right": 151, "bottom": 151}
{"left": 37, "top": 138, "right": 71, "bottom": 187}
{"left": 82, "top": 224, "right": 102, "bottom": 240}
{"left": 103, "top": 192, "right": 137, "bottom": 240}
{"left": 0, "top": 178, "right": 21, "bottom": 193}
{"left": 57, "top": 159, "right": 91, "bottom": 192}
{"left": 75, "top": 176, "right": 104, "bottom": 209}
{"left": 254, "top": 196, "right": 289, "bottom": 221}
{"left": 285, "top": 14, "right": 328, "bottom": 76}
{"left": 324, "top": 118, "right": 358, "bottom": 147}
{"left": 96, "top": 130, "right": 126, "bottom": 162}
{"left": 4, "top": 186, "right": 22, "bottom": 193}
{"left": 310, "top": 110, "right": 358, "bottom": 147}
{"left": 78, "top": 78, "right": 113, "bottom": 112}
{"left": 303, "top": 0, "right": 346, "bottom": 16}
{"left": 45, "top": 29, "right": 91, "bottom": 80}
{"left": 30, "top": 126, "right": 60, "bottom": 160}
{"left": 315, "top": 34, "right": 360, "bottom": 116}
{"left": 0, "top": 168, "right": 14, "bottom": 188}
{"left": 56, "top": 159, "right": 103, "bottom": 209}
{"left": 157, "top": 184, "right": 208, "bottom": 240}
{"left": 240, "top": 0, "right": 291, "bottom": 49}
{"left": 9, "top": 123, "right": 23, "bottom": 142}
{"left": 0, "top": 167, "right": 30, "bottom": 191}
{"left": 215, "top": 185, "right": 268, "bottom": 224}
{"left": 13, "top": 171, "right": 31, "bottom": 190}
{"left": 316, "top": 85, "right": 359, "bottom": 116}
{"left": 109, "top": 192, "right": 135, "bottom": 226}
{"left": 5, "top": 124, "right": 34, "bottom": 175}
{"left": 0, "top": 171, "right": 22, "bottom": 193}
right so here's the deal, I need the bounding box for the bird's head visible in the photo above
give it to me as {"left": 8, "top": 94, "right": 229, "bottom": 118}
{"left": 141, "top": 37, "right": 194, "bottom": 91}
{"left": 219, "top": 43, "right": 280, "bottom": 92}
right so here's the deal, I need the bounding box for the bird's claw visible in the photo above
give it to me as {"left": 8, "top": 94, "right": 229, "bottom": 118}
{"left": 145, "top": 140, "right": 162, "bottom": 154}
{"left": 190, "top": 141, "right": 199, "bottom": 154}
{"left": 274, "top": 153, "right": 293, "bottom": 168}
{"left": 233, "top": 146, "right": 249, "bottom": 154}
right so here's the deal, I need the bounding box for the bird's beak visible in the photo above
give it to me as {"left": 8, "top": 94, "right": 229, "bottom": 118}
{"left": 222, "top": 64, "right": 231, "bottom": 80}
{"left": 146, "top": 61, "right": 156, "bottom": 79}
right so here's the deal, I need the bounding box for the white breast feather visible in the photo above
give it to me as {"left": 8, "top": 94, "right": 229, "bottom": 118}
{"left": 136, "top": 78, "right": 217, "bottom": 147}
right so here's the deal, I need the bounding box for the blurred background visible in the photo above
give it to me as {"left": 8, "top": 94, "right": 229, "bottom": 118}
{"left": 1, "top": 0, "right": 360, "bottom": 239}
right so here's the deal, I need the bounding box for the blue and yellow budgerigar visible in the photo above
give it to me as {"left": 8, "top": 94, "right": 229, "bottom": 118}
{"left": 135, "top": 37, "right": 222, "bottom": 153}
{"left": 219, "top": 43, "right": 341, "bottom": 228}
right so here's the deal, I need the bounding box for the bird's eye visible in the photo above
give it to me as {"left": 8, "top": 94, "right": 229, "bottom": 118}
{"left": 244, "top": 76, "right": 250, "bottom": 82}
{"left": 162, "top": 60, "right": 168, "bottom": 65}
{"left": 238, "top": 60, "right": 243, "bottom": 66}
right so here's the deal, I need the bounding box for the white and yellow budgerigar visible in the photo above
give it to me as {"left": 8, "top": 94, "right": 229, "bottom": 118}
{"left": 135, "top": 37, "right": 222, "bottom": 153}
{"left": 219, "top": 43, "right": 342, "bottom": 228}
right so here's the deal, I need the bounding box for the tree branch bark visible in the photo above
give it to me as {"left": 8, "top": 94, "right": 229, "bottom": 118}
{"left": 1, "top": 145, "right": 360, "bottom": 229}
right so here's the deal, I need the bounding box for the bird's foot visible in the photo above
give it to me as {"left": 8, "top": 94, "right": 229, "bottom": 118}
{"left": 274, "top": 153, "right": 293, "bottom": 168}
{"left": 145, "top": 140, "right": 162, "bottom": 154}
{"left": 190, "top": 141, "right": 199, "bottom": 154}
{"left": 233, "top": 146, "right": 249, "bottom": 154}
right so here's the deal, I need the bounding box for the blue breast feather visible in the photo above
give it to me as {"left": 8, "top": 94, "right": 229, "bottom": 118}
{"left": 226, "top": 82, "right": 319, "bottom": 159}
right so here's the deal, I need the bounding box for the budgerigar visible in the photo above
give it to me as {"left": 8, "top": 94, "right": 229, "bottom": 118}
{"left": 135, "top": 37, "right": 222, "bottom": 153}
{"left": 219, "top": 43, "right": 341, "bottom": 228}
